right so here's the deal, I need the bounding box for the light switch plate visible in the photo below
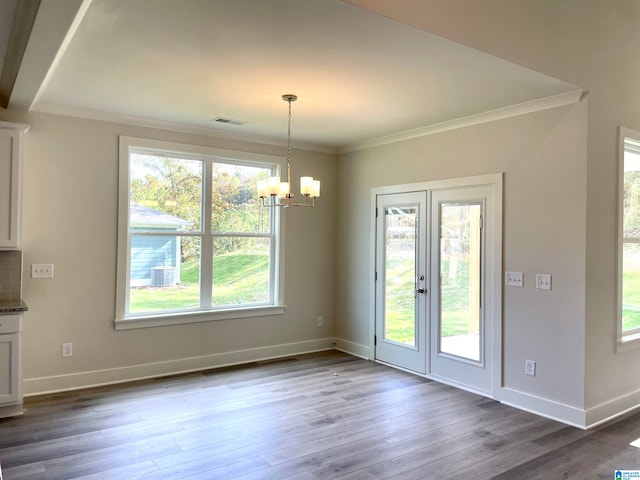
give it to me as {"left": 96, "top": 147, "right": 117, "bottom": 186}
{"left": 536, "top": 274, "right": 552, "bottom": 290}
{"left": 525, "top": 359, "right": 536, "bottom": 376}
{"left": 505, "top": 271, "right": 523, "bottom": 287}
{"left": 32, "top": 264, "right": 54, "bottom": 278}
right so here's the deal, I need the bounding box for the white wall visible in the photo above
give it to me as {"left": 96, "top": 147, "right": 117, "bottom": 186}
{"left": 336, "top": 102, "right": 588, "bottom": 418}
{"left": 0, "top": 109, "right": 337, "bottom": 394}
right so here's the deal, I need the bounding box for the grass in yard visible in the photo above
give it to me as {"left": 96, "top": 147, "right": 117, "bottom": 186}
{"left": 384, "top": 255, "right": 416, "bottom": 345}
{"left": 129, "top": 252, "right": 269, "bottom": 313}
{"left": 130, "top": 248, "right": 480, "bottom": 340}
{"left": 384, "top": 256, "right": 476, "bottom": 345}
{"left": 623, "top": 271, "right": 640, "bottom": 331}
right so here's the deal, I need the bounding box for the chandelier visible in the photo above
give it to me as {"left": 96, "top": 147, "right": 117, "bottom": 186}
{"left": 257, "top": 94, "right": 320, "bottom": 207}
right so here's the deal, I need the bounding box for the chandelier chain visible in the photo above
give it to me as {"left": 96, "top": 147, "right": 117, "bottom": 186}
{"left": 287, "top": 98, "right": 292, "bottom": 171}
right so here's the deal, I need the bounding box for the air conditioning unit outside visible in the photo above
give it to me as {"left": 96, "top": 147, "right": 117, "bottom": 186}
{"left": 151, "top": 266, "right": 176, "bottom": 287}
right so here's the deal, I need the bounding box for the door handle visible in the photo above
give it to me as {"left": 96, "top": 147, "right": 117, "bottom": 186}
{"left": 416, "top": 288, "right": 425, "bottom": 294}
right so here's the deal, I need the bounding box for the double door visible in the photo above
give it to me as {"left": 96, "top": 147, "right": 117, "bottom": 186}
{"left": 375, "top": 181, "right": 500, "bottom": 397}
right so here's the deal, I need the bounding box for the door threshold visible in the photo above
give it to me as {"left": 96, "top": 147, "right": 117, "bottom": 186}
{"left": 374, "top": 358, "right": 494, "bottom": 399}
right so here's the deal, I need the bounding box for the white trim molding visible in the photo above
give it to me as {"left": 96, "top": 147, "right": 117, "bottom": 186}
{"left": 500, "top": 387, "right": 586, "bottom": 429}
{"left": 33, "top": 102, "right": 337, "bottom": 154}
{"left": 585, "top": 388, "right": 640, "bottom": 429}
{"left": 340, "top": 89, "right": 585, "bottom": 154}
{"left": 23, "top": 338, "right": 336, "bottom": 396}
{"left": 334, "top": 338, "right": 371, "bottom": 360}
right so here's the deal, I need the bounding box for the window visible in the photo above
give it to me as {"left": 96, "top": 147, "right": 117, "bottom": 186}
{"left": 619, "top": 128, "right": 640, "bottom": 346}
{"left": 115, "top": 137, "right": 284, "bottom": 329}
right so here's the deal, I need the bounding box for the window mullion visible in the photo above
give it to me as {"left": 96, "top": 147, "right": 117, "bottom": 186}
{"left": 200, "top": 159, "right": 213, "bottom": 307}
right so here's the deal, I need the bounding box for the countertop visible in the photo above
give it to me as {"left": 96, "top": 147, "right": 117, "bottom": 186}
{"left": 0, "top": 299, "right": 28, "bottom": 314}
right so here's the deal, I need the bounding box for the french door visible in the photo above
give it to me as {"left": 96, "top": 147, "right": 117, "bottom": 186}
{"left": 429, "top": 187, "right": 493, "bottom": 394}
{"left": 374, "top": 179, "right": 500, "bottom": 397}
{"left": 375, "top": 192, "right": 428, "bottom": 374}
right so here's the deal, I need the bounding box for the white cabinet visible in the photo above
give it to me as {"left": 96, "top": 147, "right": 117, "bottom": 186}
{"left": 0, "top": 314, "right": 22, "bottom": 417}
{"left": 0, "top": 121, "right": 29, "bottom": 248}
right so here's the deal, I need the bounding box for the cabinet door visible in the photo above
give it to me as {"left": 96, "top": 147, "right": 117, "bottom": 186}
{"left": 0, "top": 130, "right": 22, "bottom": 248}
{"left": 0, "top": 333, "right": 21, "bottom": 405}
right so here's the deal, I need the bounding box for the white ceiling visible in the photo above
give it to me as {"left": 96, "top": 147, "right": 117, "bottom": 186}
{"left": 2, "top": 0, "right": 582, "bottom": 153}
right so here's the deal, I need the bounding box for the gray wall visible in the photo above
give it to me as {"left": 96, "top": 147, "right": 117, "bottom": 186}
{"left": 348, "top": 0, "right": 640, "bottom": 423}
{"left": 0, "top": 110, "right": 337, "bottom": 393}
{"left": 336, "top": 102, "right": 588, "bottom": 412}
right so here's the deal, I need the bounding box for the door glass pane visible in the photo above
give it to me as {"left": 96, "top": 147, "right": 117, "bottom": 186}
{"left": 440, "top": 203, "right": 481, "bottom": 361}
{"left": 384, "top": 206, "right": 417, "bottom": 346}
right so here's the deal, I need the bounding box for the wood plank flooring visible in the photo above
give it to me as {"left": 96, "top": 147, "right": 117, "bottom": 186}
{"left": 1, "top": 351, "right": 639, "bottom": 479}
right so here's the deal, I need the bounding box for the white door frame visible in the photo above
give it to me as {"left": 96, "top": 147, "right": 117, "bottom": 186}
{"left": 369, "top": 173, "right": 503, "bottom": 399}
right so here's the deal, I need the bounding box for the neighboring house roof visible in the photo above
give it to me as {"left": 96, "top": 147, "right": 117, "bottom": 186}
{"left": 130, "top": 202, "right": 191, "bottom": 229}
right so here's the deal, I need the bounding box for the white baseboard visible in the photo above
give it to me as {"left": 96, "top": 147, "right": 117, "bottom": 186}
{"left": 332, "top": 339, "right": 589, "bottom": 427}
{"left": 24, "top": 338, "right": 336, "bottom": 396}
{"left": 333, "top": 337, "right": 370, "bottom": 359}
{"left": 28, "top": 336, "right": 631, "bottom": 432}
{"left": 500, "top": 387, "right": 586, "bottom": 429}
{"left": 585, "top": 387, "right": 640, "bottom": 429}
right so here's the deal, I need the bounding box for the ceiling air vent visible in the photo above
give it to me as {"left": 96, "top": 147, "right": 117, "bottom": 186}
{"left": 211, "top": 117, "right": 248, "bottom": 126}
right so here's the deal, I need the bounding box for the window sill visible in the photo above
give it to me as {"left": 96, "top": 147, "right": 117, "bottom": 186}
{"left": 114, "top": 305, "right": 286, "bottom": 330}
{"left": 616, "top": 332, "right": 640, "bottom": 353}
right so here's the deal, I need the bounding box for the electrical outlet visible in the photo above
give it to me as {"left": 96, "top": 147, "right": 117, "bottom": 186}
{"left": 32, "top": 264, "right": 54, "bottom": 279}
{"left": 62, "top": 343, "right": 73, "bottom": 357}
{"left": 505, "top": 271, "right": 524, "bottom": 287}
{"left": 525, "top": 359, "right": 536, "bottom": 376}
{"left": 317, "top": 316, "right": 324, "bottom": 327}
{"left": 536, "top": 274, "right": 552, "bottom": 290}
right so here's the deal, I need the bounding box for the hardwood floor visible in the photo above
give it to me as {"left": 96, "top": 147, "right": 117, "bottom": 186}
{"left": 1, "top": 351, "right": 639, "bottom": 479}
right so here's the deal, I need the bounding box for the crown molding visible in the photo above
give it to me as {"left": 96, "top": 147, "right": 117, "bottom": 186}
{"left": 0, "top": 120, "right": 30, "bottom": 132}
{"left": 31, "top": 101, "right": 338, "bottom": 154}
{"left": 31, "top": 89, "right": 585, "bottom": 157}
{"left": 338, "top": 89, "right": 586, "bottom": 154}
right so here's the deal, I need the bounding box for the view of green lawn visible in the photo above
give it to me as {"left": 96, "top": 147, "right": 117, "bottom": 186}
{"left": 130, "top": 252, "right": 269, "bottom": 313}
{"left": 385, "top": 255, "right": 476, "bottom": 345}
{"left": 623, "top": 271, "right": 640, "bottom": 331}
{"left": 130, "top": 246, "right": 478, "bottom": 340}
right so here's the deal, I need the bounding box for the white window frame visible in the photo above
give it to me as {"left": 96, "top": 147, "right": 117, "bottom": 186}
{"left": 617, "top": 127, "right": 640, "bottom": 351}
{"left": 115, "top": 136, "right": 285, "bottom": 330}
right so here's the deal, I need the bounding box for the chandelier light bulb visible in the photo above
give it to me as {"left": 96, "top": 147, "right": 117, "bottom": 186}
{"left": 300, "top": 176, "right": 313, "bottom": 196}
{"left": 279, "top": 182, "right": 290, "bottom": 198}
{"left": 311, "top": 180, "right": 320, "bottom": 198}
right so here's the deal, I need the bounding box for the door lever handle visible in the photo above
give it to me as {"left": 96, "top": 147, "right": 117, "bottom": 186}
{"left": 416, "top": 288, "right": 425, "bottom": 294}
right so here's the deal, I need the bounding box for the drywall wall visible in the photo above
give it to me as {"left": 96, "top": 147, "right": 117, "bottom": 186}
{"left": 0, "top": 109, "right": 337, "bottom": 393}
{"left": 349, "top": 0, "right": 640, "bottom": 426}
{"left": 336, "top": 102, "right": 588, "bottom": 414}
